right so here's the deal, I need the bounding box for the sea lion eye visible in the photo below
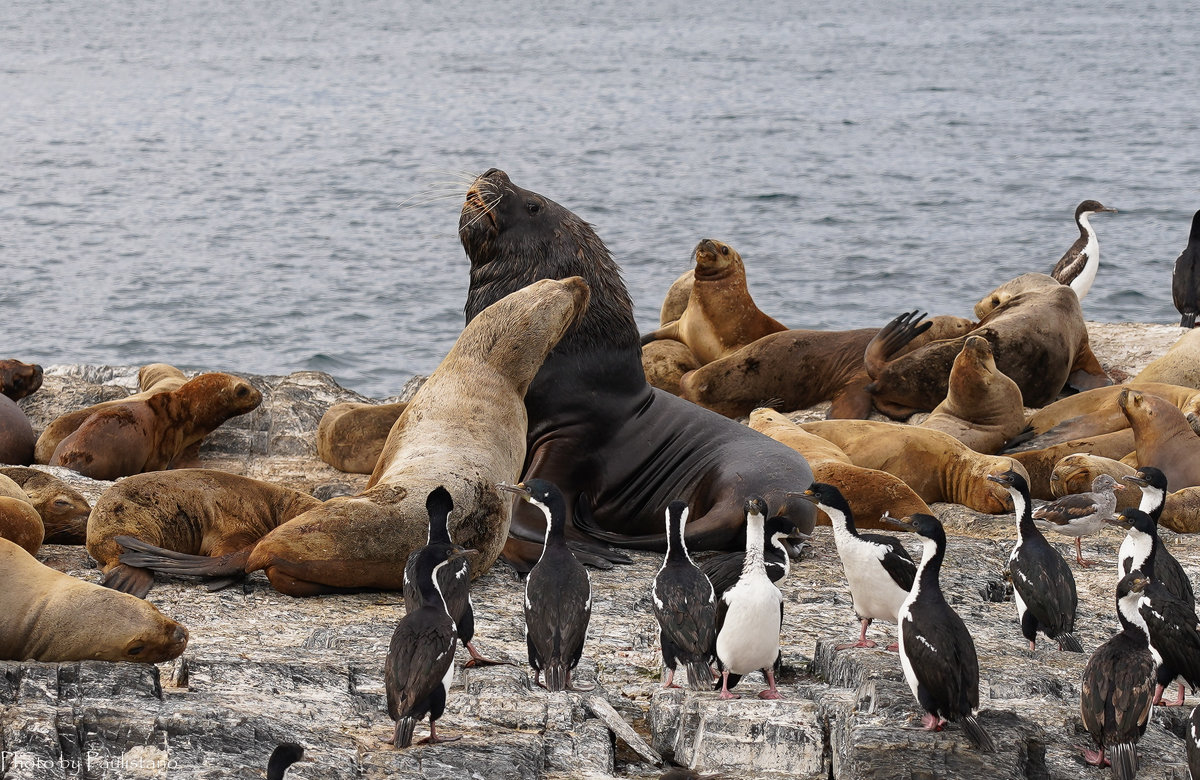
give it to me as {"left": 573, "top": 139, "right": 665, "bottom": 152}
{"left": 53, "top": 499, "right": 72, "bottom": 509}
{"left": 720, "top": 245, "right": 729, "bottom": 256}
{"left": 526, "top": 200, "right": 541, "bottom": 215}
{"left": 127, "top": 645, "right": 144, "bottom": 656}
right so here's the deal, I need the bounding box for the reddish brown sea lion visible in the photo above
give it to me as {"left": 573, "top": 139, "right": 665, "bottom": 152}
{"left": 0, "top": 538, "right": 188, "bottom": 662}
{"left": 1008, "top": 430, "right": 1136, "bottom": 500}
{"left": 865, "top": 274, "right": 1110, "bottom": 417}
{"left": 0, "top": 359, "right": 42, "bottom": 466}
{"left": 0, "top": 473, "right": 43, "bottom": 555}
{"left": 49, "top": 372, "right": 261, "bottom": 481}
{"left": 640, "top": 238, "right": 786, "bottom": 364}
{"left": 1119, "top": 389, "right": 1200, "bottom": 490}
{"left": 315, "top": 400, "right": 408, "bottom": 475}
{"left": 918, "top": 335, "right": 1026, "bottom": 454}
{"left": 459, "top": 169, "right": 816, "bottom": 567}
{"left": 0, "top": 466, "right": 91, "bottom": 544}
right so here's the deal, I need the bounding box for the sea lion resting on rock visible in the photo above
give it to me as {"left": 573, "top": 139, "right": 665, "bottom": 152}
{"left": 49, "top": 371, "right": 261, "bottom": 481}
{"left": 92, "top": 469, "right": 323, "bottom": 598}
{"left": 0, "top": 473, "right": 43, "bottom": 555}
{"left": 1050, "top": 455, "right": 1140, "bottom": 511}
{"left": 917, "top": 335, "right": 1026, "bottom": 454}
{"left": 123, "top": 277, "right": 591, "bottom": 595}
{"left": 0, "top": 466, "right": 90, "bottom": 544}
{"left": 35, "top": 363, "right": 187, "bottom": 464}
{"left": 0, "top": 359, "right": 42, "bottom": 466}
{"left": 1134, "top": 327, "right": 1200, "bottom": 389}
{"left": 1119, "top": 389, "right": 1200, "bottom": 490}
{"left": 677, "top": 315, "right": 974, "bottom": 421}
{"left": 1, "top": 359, "right": 42, "bottom": 401}
{"left": 640, "top": 238, "right": 786, "bottom": 364}
{"left": 0, "top": 537, "right": 187, "bottom": 662}
{"left": 641, "top": 338, "right": 701, "bottom": 396}
{"left": 1012, "top": 382, "right": 1200, "bottom": 452}
{"left": 316, "top": 400, "right": 408, "bottom": 475}
{"left": 747, "top": 408, "right": 931, "bottom": 527}
{"left": 1008, "top": 430, "right": 1135, "bottom": 500}
{"left": 459, "top": 169, "right": 816, "bottom": 566}
{"left": 865, "top": 274, "right": 1111, "bottom": 418}
{"left": 798, "top": 419, "right": 1025, "bottom": 514}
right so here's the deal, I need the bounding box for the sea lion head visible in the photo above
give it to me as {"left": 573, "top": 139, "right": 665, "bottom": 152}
{"left": 459, "top": 169, "right": 637, "bottom": 354}
{"left": 0, "top": 360, "right": 43, "bottom": 401}
{"left": 91, "top": 592, "right": 189, "bottom": 663}
{"left": 180, "top": 373, "right": 263, "bottom": 423}
{"left": 692, "top": 239, "right": 743, "bottom": 279}
{"left": 973, "top": 273, "right": 1059, "bottom": 320}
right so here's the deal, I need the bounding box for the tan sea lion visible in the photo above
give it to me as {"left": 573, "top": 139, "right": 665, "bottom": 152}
{"left": 640, "top": 239, "right": 786, "bottom": 364}
{"left": 1049, "top": 455, "right": 1140, "bottom": 511}
{"left": 865, "top": 274, "right": 1110, "bottom": 417}
{"left": 1159, "top": 488, "right": 1200, "bottom": 534}
{"left": 641, "top": 338, "right": 700, "bottom": 396}
{"left": 1008, "top": 430, "right": 1135, "bottom": 500}
{"left": 678, "top": 315, "right": 975, "bottom": 420}
{"left": 1134, "top": 328, "right": 1200, "bottom": 389}
{"left": 1119, "top": 389, "right": 1200, "bottom": 489}
{"left": 747, "top": 408, "right": 931, "bottom": 527}
{"left": 918, "top": 335, "right": 1026, "bottom": 454}
{"left": 118, "top": 277, "right": 591, "bottom": 596}
{"left": 0, "top": 466, "right": 91, "bottom": 544}
{"left": 0, "top": 538, "right": 187, "bottom": 662}
{"left": 1014, "top": 382, "right": 1200, "bottom": 451}
{"left": 35, "top": 363, "right": 188, "bottom": 464}
{"left": 659, "top": 269, "right": 694, "bottom": 326}
{"left": 0, "top": 473, "right": 43, "bottom": 555}
{"left": 49, "top": 371, "right": 261, "bottom": 481}
{"left": 90, "top": 469, "right": 322, "bottom": 597}
{"left": 315, "top": 400, "right": 408, "bottom": 475}
{"left": 798, "top": 419, "right": 1026, "bottom": 513}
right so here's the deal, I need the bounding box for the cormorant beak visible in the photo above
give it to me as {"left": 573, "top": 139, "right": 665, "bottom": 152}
{"left": 880, "top": 512, "right": 913, "bottom": 532}
{"left": 1121, "top": 475, "right": 1149, "bottom": 488}
{"left": 1130, "top": 575, "right": 1148, "bottom": 593}
{"left": 1100, "top": 206, "right": 1118, "bottom": 213}
{"left": 786, "top": 489, "right": 819, "bottom": 505}
{"left": 1105, "top": 514, "right": 1134, "bottom": 530}
{"left": 496, "top": 482, "right": 531, "bottom": 500}
{"left": 984, "top": 473, "right": 1009, "bottom": 485}
{"left": 450, "top": 545, "right": 478, "bottom": 560}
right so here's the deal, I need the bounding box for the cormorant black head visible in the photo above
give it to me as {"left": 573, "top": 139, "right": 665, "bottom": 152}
{"left": 1116, "top": 571, "right": 1150, "bottom": 601}
{"left": 985, "top": 469, "right": 1028, "bottom": 493}
{"left": 1107, "top": 507, "right": 1157, "bottom": 535}
{"left": 497, "top": 478, "right": 568, "bottom": 537}
{"left": 1075, "top": 199, "right": 1118, "bottom": 219}
{"left": 742, "top": 495, "right": 768, "bottom": 519}
{"left": 789, "top": 482, "right": 851, "bottom": 514}
{"left": 764, "top": 514, "right": 803, "bottom": 544}
{"left": 267, "top": 742, "right": 304, "bottom": 780}
{"left": 882, "top": 512, "right": 943, "bottom": 543}
{"left": 425, "top": 486, "right": 454, "bottom": 544}
{"left": 1122, "top": 466, "right": 1168, "bottom": 492}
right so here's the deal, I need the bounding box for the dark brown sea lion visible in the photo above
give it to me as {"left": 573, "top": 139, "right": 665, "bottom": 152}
{"left": 0, "top": 359, "right": 42, "bottom": 466}
{"left": 49, "top": 372, "right": 261, "bottom": 481}
{"left": 0, "top": 359, "right": 43, "bottom": 401}
{"left": 1119, "top": 389, "right": 1200, "bottom": 490}
{"left": 865, "top": 274, "right": 1111, "bottom": 417}
{"left": 676, "top": 315, "right": 974, "bottom": 420}
{"left": 0, "top": 538, "right": 188, "bottom": 662}
{"left": 35, "top": 363, "right": 186, "bottom": 464}
{"left": 0, "top": 466, "right": 91, "bottom": 544}
{"left": 917, "top": 335, "right": 1026, "bottom": 454}
{"left": 641, "top": 338, "right": 700, "bottom": 396}
{"left": 315, "top": 400, "right": 407, "bottom": 475}
{"left": 640, "top": 238, "right": 786, "bottom": 364}
{"left": 90, "top": 469, "right": 322, "bottom": 597}
{"left": 459, "top": 169, "right": 815, "bottom": 567}
{"left": 0, "top": 473, "right": 43, "bottom": 555}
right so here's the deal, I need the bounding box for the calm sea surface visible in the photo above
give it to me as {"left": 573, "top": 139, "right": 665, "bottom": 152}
{"left": 3, "top": 0, "right": 1198, "bottom": 398}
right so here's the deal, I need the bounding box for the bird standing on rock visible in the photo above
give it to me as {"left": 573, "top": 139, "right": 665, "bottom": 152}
{"left": 699, "top": 513, "right": 803, "bottom": 599}
{"left": 1173, "top": 209, "right": 1200, "bottom": 328}
{"left": 989, "top": 469, "right": 1083, "bottom": 653}
{"left": 1119, "top": 466, "right": 1196, "bottom": 612}
{"left": 1032, "top": 473, "right": 1123, "bottom": 567}
{"left": 652, "top": 500, "right": 718, "bottom": 691}
{"left": 1049, "top": 199, "right": 1118, "bottom": 300}
{"left": 792, "top": 483, "right": 914, "bottom": 651}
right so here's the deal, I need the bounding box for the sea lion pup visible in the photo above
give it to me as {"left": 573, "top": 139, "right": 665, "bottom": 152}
{"left": 747, "top": 408, "right": 931, "bottom": 527}
{"left": 34, "top": 362, "right": 187, "bottom": 464}
{"left": 1008, "top": 430, "right": 1135, "bottom": 500}
{"left": 315, "top": 400, "right": 407, "bottom": 475}
{"left": 917, "top": 335, "right": 1025, "bottom": 454}
{"left": 1119, "top": 388, "right": 1200, "bottom": 489}
{"left": 0, "top": 537, "right": 188, "bottom": 662}
{"left": 0, "top": 473, "right": 43, "bottom": 555}
{"left": 1135, "top": 328, "right": 1200, "bottom": 389}
{"left": 0, "top": 466, "right": 91, "bottom": 544}
{"left": 641, "top": 338, "right": 700, "bottom": 396}
{"left": 865, "top": 274, "right": 1110, "bottom": 418}
{"left": 91, "top": 469, "right": 322, "bottom": 598}
{"left": 0, "top": 359, "right": 42, "bottom": 466}
{"left": 459, "top": 169, "right": 815, "bottom": 567}
{"left": 49, "top": 371, "right": 261, "bottom": 481}
{"left": 123, "top": 278, "right": 591, "bottom": 596}
{"left": 640, "top": 238, "right": 787, "bottom": 364}
{"left": 1050, "top": 455, "right": 1140, "bottom": 511}
{"left": 678, "top": 315, "right": 975, "bottom": 420}
{"left": 798, "top": 419, "right": 1024, "bottom": 514}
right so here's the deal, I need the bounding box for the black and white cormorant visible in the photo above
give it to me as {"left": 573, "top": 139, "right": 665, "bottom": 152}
{"left": 1080, "top": 572, "right": 1157, "bottom": 777}
{"left": 1187, "top": 704, "right": 1200, "bottom": 778}
{"left": 652, "top": 500, "right": 718, "bottom": 691}
{"left": 698, "top": 514, "right": 802, "bottom": 599}
{"left": 385, "top": 543, "right": 471, "bottom": 748}
{"left": 403, "top": 486, "right": 501, "bottom": 667}
{"left": 498, "top": 478, "right": 593, "bottom": 692}
{"left": 988, "top": 469, "right": 1083, "bottom": 652}
{"left": 882, "top": 512, "right": 996, "bottom": 752}
{"left": 1173, "top": 209, "right": 1200, "bottom": 328}
{"left": 1031, "top": 473, "right": 1122, "bottom": 567}
{"left": 1049, "top": 199, "right": 1118, "bottom": 300}
{"left": 714, "top": 496, "right": 784, "bottom": 700}
{"left": 1119, "top": 466, "right": 1196, "bottom": 612}
{"left": 266, "top": 743, "right": 304, "bottom": 780}
{"left": 792, "top": 483, "right": 915, "bottom": 651}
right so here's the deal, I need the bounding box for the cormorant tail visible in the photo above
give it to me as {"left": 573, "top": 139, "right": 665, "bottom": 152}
{"left": 960, "top": 715, "right": 996, "bottom": 753}
{"left": 1054, "top": 632, "right": 1084, "bottom": 653}
{"left": 266, "top": 742, "right": 304, "bottom": 780}
{"left": 687, "top": 660, "right": 714, "bottom": 692}
{"left": 543, "top": 663, "right": 568, "bottom": 692}
{"left": 1110, "top": 741, "right": 1137, "bottom": 780}
{"left": 1183, "top": 312, "right": 1197, "bottom": 328}
{"left": 393, "top": 717, "right": 416, "bottom": 749}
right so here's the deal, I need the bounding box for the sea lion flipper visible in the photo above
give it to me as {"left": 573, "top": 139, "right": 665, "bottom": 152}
{"left": 640, "top": 321, "right": 680, "bottom": 346}
{"left": 115, "top": 535, "right": 251, "bottom": 582}
{"left": 101, "top": 563, "right": 155, "bottom": 599}
{"left": 864, "top": 311, "right": 931, "bottom": 379}
{"left": 827, "top": 379, "right": 875, "bottom": 420}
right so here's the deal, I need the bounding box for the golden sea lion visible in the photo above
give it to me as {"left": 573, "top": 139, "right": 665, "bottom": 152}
{"left": 0, "top": 538, "right": 187, "bottom": 662}
{"left": 1134, "top": 328, "right": 1200, "bottom": 389}
{"left": 315, "top": 400, "right": 408, "bottom": 475}
{"left": 641, "top": 338, "right": 700, "bottom": 396}
{"left": 0, "top": 473, "right": 43, "bottom": 555}
{"left": 640, "top": 238, "right": 786, "bottom": 364}
{"left": 659, "top": 269, "right": 694, "bottom": 326}
{"left": 798, "top": 419, "right": 1025, "bottom": 513}
{"left": 35, "top": 363, "right": 187, "bottom": 464}
{"left": 1119, "top": 389, "right": 1200, "bottom": 490}
{"left": 1014, "top": 382, "right": 1200, "bottom": 451}
{"left": 1159, "top": 488, "right": 1200, "bottom": 534}
{"left": 0, "top": 466, "right": 91, "bottom": 544}
{"left": 1049, "top": 455, "right": 1140, "bottom": 511}
{"left": 49, "top": 372, "right": 261, "bottom": 481}
{"left": 918, "top": 335, "right": 1026, "bottom": 454}
{"left": 747, "top": 408, "right": 931, "bottom": 527}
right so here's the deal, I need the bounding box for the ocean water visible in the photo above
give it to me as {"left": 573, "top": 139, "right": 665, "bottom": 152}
{"left": 3, "top": 0, "right": 1197, "bottom": 398}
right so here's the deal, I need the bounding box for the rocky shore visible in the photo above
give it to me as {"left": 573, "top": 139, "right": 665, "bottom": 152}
{"left": 2, "top": 322, "right": 1196, "bottom": 780}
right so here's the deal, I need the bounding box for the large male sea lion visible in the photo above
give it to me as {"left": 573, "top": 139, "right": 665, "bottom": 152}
{"left": 459, "top": 169, "right": 816, "bottom": 566}
{"left": 1119, "top": 389, "right": 1200, "bottom": 489}
{"left": 0, "top": 538, "right": 188, "bottom": 662}
{"left": 1134, "top": 328, "right": 1200, "bottom": 389}
{"left": 917, "top": 335, "right": 1026, "bottom": 454}
{"left": 118, "top": 277, "right": 592, "bottom": 595}
{"left": 639, "top": 238, "right": 786, "bottom": 364}
{"left": 35, "top": 363, "right": 187, "bottom": 464}
{"left": 0, "top": 466, "right": 91, "bottom": 544}
{"left": 865, "top": 274, "right": 1110, "bottom": 417}
{"left": 315, "top": 400, "right": 408, "bottom": 475}
{"left": 49, "top": 371, "right": 261, "bottom": 481}
{"left": 0, "top": 359, "right": 42, "bottom": 466}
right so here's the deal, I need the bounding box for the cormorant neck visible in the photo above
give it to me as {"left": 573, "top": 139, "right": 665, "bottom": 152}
{"left": 1138, "top": 486, "right": 1165, "bottom": 521}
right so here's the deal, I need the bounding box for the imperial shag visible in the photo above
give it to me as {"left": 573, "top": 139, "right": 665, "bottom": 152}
{"left": 1049, "top": 199, "right": 1117, "bottom": 299}
{"left": 1172, "top": 209, "right": 1200, "bottom": 327}
{"left": 652, "top": 500, "right": 718, "bottom": 690}
{"left": 1118, "top": 467, "right": 1196, "bottom": 612}
{"left": 699, "top": 513, "right": 802, "bottom": 599}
